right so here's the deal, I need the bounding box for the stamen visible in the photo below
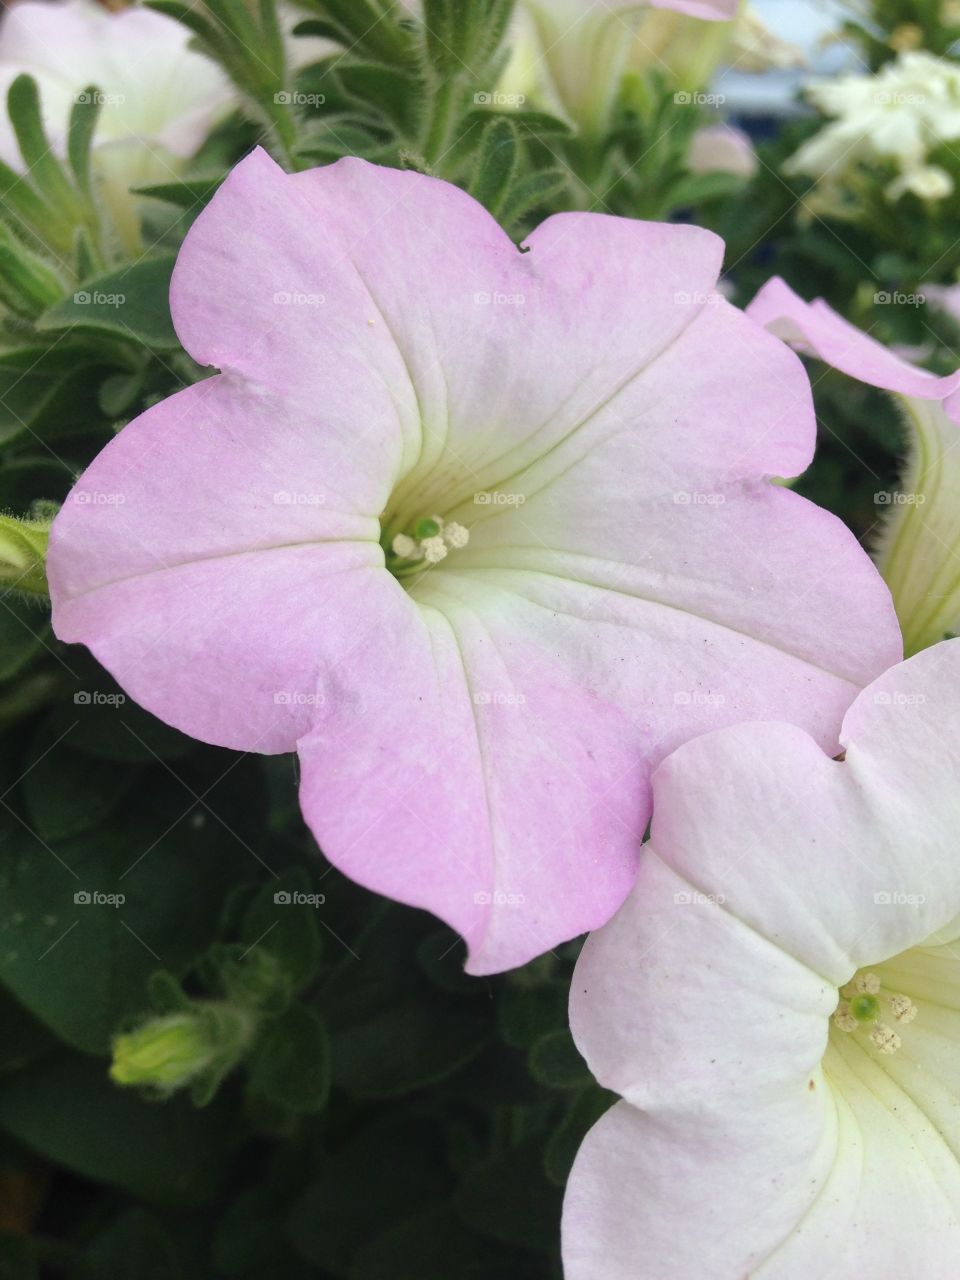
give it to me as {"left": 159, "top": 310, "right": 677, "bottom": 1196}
{"left": 888, "top": 994, "right": 918, "bottom": 1024}
{"left": 386, "top": 513, "right": 470, "bottom": 575}
{"left": 832, "top": 970, "right": 918, "bottom": 1056}
{"left": 392, "top": 533, "right": 417, "bottom": 559}
{"left": 833, "top": 1003, "right": 859, "bottom": 1033}
{"left": 869, "top": 1024, "right": 902, "bottom": 1055}
{"left": 443, "top": 522, "right": 470, "bottom": 549}
{"left": 421, "top": 535, "right": 448, "bottom": 564}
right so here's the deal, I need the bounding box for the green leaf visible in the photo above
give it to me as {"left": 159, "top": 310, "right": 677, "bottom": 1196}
{"left": 85, "top": 1209, "right": 183, "bottom": 1280}
{"left": 236, "top": 867, "right": 323, "bottom": 991}
{"left": 527, "top": 1029, "right": 592, "bottom": 1089}
{"left": 502, "top": 168, "right": 569, "bottom": 230}
{"left": 22, "top": 729, "right": 139, "bottom": 842}
{"left": 352, "top": 1203, "right": 545, "bottom": 1280}
{"left": 37, "top": 255, "right": 179, "bottom": 350}
{"left": 6, "top": 76, "right": 82, "bottom": 217}
{"left": 454, "top": 1138, "right": 563, "bottom": 1252}
{"left": 0, "top": 987, "right": 57, "bottom": 1076}
{"left": 0, "top": 594, "right": 48, "bottom": 681}
{"left": 67, "top": 87, "right": 102, "bottom": 195}
{"left": 286, "top": 1114, "right": 449, "bottom": 1274}
{"left": 0, "top": 224, "right": 65, "bottom": 318}
{"left": 133, "top": 174, "right": 226, "bottom": 211}
{"left": 246, "top": 1003, "right": 330, "bottom": 1113}
{"left": 322, "top": 910, "right": 490, "bottom": 1098}
{"left": 0, "top": 1234, "right": 38, "bottom": 1279}
{"left": 43, "top": 660, "right": 194, "bottom": 762}
{"left": 498, "top": 980, "right": 569, "bottom": 1049}
{"left": 468, "top": 117, "right": 520, "bottom": 219}
{"left": 0, "top": 1053, "right": 243, "bottom": 1205}
{"left": 0, "top": 754, "right": 265, "bottom": 1053}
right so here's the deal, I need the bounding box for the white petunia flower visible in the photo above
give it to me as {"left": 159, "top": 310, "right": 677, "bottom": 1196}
{"left": 564, "top": 639, "right": 960, "bottom": 1279}
{"left": 0, "top": 0, "right": 236, "bottom": 251}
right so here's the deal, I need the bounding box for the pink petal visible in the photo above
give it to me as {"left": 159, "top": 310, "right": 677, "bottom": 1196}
{"left": 747, "top": 277, "right": 960, "bottom": 422}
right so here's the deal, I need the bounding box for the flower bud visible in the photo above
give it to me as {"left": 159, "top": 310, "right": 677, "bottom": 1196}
{"left": 110, "top": 1005, "right": 255, "bottom": 1093}
{"left": 0, "top": 507, "right": 54, "bottom": 597}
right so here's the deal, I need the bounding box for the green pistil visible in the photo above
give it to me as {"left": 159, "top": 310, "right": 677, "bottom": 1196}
{"left": 850, "top": 994, "right": 880, "bottom": 1022}
{"left": 413, "top": 516, "right": 441, "bottom": 540}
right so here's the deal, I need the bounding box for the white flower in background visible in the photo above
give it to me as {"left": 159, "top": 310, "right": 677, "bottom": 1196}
{"left": 564, "top": 639, "right": 960, "bottom": 1279}
{"left": 747, "top": 277, "right": 960, "bottom": 657}
{"left": 786, "top": 51, "right": 960, "bottom": 202}
{"left": 725, "top": 4, "right": 806, "bottom": 73}
{"left": 686, "top": 121, "right": 757, "bottom": 177}
{"left": 887, "top": 162, "right": 954, "bottom": 200}
{"left": 517, "top": 0, "right": 738, "bottom": 134}
{"left": 0, "top": 0, "right": 237, "bottom": 251}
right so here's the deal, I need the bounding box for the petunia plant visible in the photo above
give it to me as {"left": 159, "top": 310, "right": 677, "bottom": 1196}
{"left": 3, "top": 0, "right": 960, "bottom": 1275}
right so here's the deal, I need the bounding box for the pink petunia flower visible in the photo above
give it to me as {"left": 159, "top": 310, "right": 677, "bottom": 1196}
{"left": 564, "top": 639, "right": 960, "bottom": 1278}
{"left": 48, "top": 150, "right": 900, "bottom": 973}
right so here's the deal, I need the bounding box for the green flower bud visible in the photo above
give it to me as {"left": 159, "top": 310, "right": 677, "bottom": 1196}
{"left": 0, "top": 507, "right": 55, "bottom": 598}
{"left": 110, "top": 1004, "right": 255, "bottom": 1093}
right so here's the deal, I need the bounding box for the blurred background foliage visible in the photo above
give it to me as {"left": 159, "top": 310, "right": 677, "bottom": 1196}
{"left": 0, "top": 0, "right": 958, "bottom": 1274}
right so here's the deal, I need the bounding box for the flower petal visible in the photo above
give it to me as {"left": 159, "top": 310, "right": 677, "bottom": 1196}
{"left": 49, "top": 375, "right": 394, "bottom": 752}
{"left": 746, "top": 277, "right": 960, "bottom": 422}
